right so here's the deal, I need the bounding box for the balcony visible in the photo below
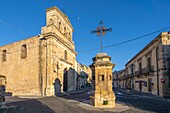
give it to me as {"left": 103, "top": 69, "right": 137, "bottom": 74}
{"left": 122, "top": 74, "right": 128, "bottom": 80}
{"left": 142, "top": 66, "right": 154, "bottom": 75}
{"left": 118, "top": 77, "right": 122, "bottom": 80}
{"left": 128, "top": 73, "right": 133, "bottom": 78}
{"left": 135, "top": 70, "right": 142, "bottom": 77}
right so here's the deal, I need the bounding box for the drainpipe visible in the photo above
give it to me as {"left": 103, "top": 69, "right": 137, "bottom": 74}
{"left": 156, "top": 47, "right": 159, "bottom": 95}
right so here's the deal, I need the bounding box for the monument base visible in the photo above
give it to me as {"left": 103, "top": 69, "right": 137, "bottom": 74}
{"left": 90, "top": 90, "right": 116, "bottom": 108}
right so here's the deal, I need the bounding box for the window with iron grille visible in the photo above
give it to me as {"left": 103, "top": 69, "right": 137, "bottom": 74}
{"left": 147, "top": 57, "right": 151, "bottom": 69}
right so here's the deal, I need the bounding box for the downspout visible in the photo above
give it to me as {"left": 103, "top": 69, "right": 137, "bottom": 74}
{"left": 156, "top": 47, "right": 159, "bottom": 95}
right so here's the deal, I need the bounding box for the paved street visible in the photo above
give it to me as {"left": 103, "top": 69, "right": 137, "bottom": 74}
{"left": 0, "top": 88, "right": 170, "bottom": 113}
{"left": 114, "top": 88, "right": 170, "bottom": 113}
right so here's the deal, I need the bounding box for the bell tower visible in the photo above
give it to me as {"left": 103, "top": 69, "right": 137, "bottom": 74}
{"left": 41, "top": 6, "right": 74, "bottom": 43}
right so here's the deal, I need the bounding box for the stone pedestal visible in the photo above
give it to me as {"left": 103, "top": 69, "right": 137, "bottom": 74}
{"left": 90, "top": 53, "right": 116, "bottom": 108}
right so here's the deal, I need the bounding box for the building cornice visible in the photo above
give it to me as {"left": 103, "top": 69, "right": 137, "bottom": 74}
{"left": 42, "top": 32, "right": 77, "bottom": 55}
{"left": 125, "top": 33, "right": 163, "bottom": 66}
{"left": 59, "top": 58, "right": 73, "bottom": 66}
{"left": 50, "top": 24, "right": 74, "bottom": 45}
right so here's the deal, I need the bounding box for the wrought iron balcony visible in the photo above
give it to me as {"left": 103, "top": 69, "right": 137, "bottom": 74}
{"left": 135, "top": 70, "right": 142, "bottom": 77}
{"left": 128, "top": 73, "right": 134, "bottom": 78}
{"left": 122, "top": 74, "right": 128, "bottom": 79}
{"left": 142, "top": 66, "right": 154, "bottom": 75}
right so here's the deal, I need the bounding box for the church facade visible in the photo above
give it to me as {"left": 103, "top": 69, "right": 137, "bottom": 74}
{"left": 0, "top": 6, "right": 77, "bottom": 96}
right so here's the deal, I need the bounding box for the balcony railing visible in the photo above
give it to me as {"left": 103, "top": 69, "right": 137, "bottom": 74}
{"left": 142, "top": 66, "right": 154, "bottom": 75}
{"left": 128, "top": 73, "right": 133, "bottom": 78}
{"left": 130, "top": 66, "right": 155, "bottom": 77}
{"left": 122, "top": 74, "right": 128, "bottom": 79}
{"left": 135, "top": 70, "right": 142, "bottom": 77}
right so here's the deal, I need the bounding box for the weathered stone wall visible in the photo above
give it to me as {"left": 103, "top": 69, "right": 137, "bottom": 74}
{"left": 42, "top": 36, "right": 77, "bottom": 94}
{"left": 0, "top": 36, "right": 41, "bottom": 96}
{"left": 0, "top": 6, "right": 78, "bottom": 96}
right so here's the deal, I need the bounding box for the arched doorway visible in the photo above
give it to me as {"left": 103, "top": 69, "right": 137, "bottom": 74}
{"left": 63, "top": 68, "right": 68, "bottom": 91}
{"left": 148, "top": 78, "right": 152, "bottom": 92}
{"left": 54, "top": 78, "right": 61, "bottom": 95}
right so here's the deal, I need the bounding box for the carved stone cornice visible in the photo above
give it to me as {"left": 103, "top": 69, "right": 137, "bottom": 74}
{"left": 42, "top": 32, "right": 77, "bottom": 55}
{"left": 59, "top": 58, "right": 73, "bottom": 66}
{"left": 50, "top": 24, "right": 74, "bottom": 45}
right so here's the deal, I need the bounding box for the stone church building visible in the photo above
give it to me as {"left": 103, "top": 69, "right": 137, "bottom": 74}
{"left": 0, "top": 6, "right": 77, "bottom": 96}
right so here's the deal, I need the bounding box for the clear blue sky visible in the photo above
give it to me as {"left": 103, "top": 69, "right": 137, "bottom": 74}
{"left": 0, "top": 0, "right": 170, "bottom": 71}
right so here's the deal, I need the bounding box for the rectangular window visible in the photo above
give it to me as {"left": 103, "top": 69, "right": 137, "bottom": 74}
{"left": 147, "top": 57, "right": 151, "bottom": 68}
{"left": 99, "top": 75, "right": 104, "bottom": 81}
{"left": 21, "top": 44, "right": 27, "bottom": 58}
{"left": 64, "top": 50, "right": 67, "bottom": 61}
{"left": 139, "top": 62, "right": 142, "bottom": 74}
{"left": 2, "top": 50, "right": 7, "bottom": 61}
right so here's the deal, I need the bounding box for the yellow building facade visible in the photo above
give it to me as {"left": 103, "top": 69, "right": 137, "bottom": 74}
{"left": 0, "top": 6, "right": 77, "bottom": 96}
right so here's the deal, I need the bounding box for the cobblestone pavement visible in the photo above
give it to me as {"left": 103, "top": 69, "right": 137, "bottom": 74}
{"left": 0, "top": 88, "right": 170, "bottom": 113}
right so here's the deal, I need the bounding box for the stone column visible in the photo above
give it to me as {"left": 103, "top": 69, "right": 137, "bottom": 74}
{"left": 90, "top": 53, "right": 116, "bottom": 108}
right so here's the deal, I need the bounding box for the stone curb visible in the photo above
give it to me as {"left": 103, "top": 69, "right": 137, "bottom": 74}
{"left": 57, "top": 87, "right": 91, "bottom": 96}
{"left": 79, "top": 100, "right": 129, "bottom": 112}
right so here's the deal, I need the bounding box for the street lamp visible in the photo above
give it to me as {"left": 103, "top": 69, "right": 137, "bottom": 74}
{"left": 131, "top": 64, "right": 135, "bottom": 94}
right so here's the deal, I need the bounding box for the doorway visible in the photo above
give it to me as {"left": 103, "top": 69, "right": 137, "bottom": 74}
{"left": 63, "top": 68, "right": 68, "bottom": 91}
{"left": 148, "top": 78, "right": 152, "bottom": 92}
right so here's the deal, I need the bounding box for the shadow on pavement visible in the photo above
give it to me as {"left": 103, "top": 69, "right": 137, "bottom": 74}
{"left": 0, "top": 99, "right": 55, "bottom": 113}
{"left": 58, "top": 88, "right": 91, "bottom": 103}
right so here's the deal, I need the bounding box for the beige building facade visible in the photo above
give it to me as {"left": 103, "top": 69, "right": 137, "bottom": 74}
{"left": 122, "top": 32, "right": 170, "bottom": 97}
{"left": 112, "top": 70, "right": 124, "bottom": 88}
{"left": 76, "top": 63, "right": 91, "bottom": 89}
{"left": 0, "top": 6, "right": 77, "bottom": 96}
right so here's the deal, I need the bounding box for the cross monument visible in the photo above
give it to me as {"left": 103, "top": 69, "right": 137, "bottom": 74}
{"left": 91, "top": 20, "right": 112, "bottom": 52}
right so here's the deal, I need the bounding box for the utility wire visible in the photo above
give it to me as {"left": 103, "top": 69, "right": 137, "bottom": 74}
{"left": 0, "top": 18, "right": 27, "bottom": 36}
{"left": 1, "top": 25, "right": 169, "bottom": 54}
{"left": 103, "top": 26, "right": 170, "bottom": 49}
{"left": 77, "top": 25, "right": 170, "bottom": 52}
